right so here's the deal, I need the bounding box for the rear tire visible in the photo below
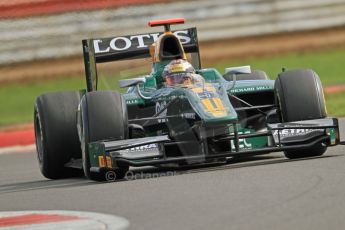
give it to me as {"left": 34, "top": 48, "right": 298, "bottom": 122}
{"left": 34, "top": 91, "right": 82, "bottom": 179}
{"left": 275, "top": 69, "right": 327, "bottom": 159}
{"left": 79, "top": 91, "right": 129, "bottom": 181}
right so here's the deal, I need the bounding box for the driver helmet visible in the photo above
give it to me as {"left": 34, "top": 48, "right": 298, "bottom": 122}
{"left": 162, "top": 59, "right": 195, "bottom": 86}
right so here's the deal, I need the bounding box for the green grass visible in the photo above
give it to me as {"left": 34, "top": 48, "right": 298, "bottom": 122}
{"left": 325, "top": 92, "right": 345, "bottom": 117}
{"left": 0, "top": 77, "right": 84, "bottom": 126}
{"left": 1, "top": 46, "right": 345, "bottom": 126}
{"left": 211, "top": 46, "right": 345, "bottom": 86}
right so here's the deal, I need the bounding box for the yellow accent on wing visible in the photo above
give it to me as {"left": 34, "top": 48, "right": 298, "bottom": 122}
{"left": 212, "top": 98, "right": 225, "bottom": 110}
{"left": 192, "top": 85, "right": 217, "bottom": 93}
{"left": 205, "top": 86, "right": 216, "bottom": 93}
{"left": 201, "top": 98, "right": 213, "bottom": 111}
{"left": 201, "top": 98, "right": 227, "bottom": 117}
{"left": 192, "top": 87, "right": 203, "bottom": 93}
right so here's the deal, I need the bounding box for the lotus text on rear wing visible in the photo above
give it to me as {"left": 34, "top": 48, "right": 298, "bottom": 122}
{"left": 93, "top": 30, "right": 191, "bottom": 53}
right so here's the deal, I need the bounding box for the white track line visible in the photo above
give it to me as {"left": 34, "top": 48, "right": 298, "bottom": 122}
{"left": 0, "top": 144, "right": 36, "bottom": 155}
{"left": 0, "top": 210, "right": 129, "bottom": 230}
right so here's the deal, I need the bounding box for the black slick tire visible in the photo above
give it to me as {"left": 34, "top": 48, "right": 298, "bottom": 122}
{"left": 34, "top": 91, "right": 82, "bottom": 179}
{"left": 274, "top": 69, "right": 327, "bottom": 159}
{"left": 79, "top": 90, "right": 129, "bottom": 181}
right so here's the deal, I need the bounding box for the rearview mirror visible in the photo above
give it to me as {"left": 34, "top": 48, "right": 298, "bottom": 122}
{"left": 225, "top": 65, "right": 251, "bottom": 75}
{"left": 119, "top": 77, "right": 146, "bottom": 88}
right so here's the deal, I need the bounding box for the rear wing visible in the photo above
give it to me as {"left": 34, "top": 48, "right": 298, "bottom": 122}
{"left": 82, "top": 27, "right": 200, "bottom": 91}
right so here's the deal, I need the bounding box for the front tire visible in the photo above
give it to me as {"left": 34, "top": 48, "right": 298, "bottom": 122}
{"left": 34, "top": 91, "right": 82, "bottom": 179}
{"left": 79, "top": 91, "right": 129, "bottom": 181}
{"left": 275, "top": 69, "right": 327, "bottom": 159}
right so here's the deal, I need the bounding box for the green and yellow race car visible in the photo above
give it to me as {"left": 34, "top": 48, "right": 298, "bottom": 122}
{"left": 34, "top": 18, "right": 341, "bottom": 181}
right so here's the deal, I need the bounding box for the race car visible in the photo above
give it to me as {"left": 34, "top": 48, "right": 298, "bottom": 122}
{"left": 34, "top": 18, "right": 341, "bottom": 181}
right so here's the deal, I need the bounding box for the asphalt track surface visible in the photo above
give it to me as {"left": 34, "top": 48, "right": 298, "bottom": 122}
{"left": 0, "top": 119, "right": 345, "bottom": 230}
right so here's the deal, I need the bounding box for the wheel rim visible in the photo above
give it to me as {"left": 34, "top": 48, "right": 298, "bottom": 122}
{"left": 34, "top": 110, "right": 44, "bottom": 162}
{"left": 80, "top": 107, "right": 91, "bottom": 177}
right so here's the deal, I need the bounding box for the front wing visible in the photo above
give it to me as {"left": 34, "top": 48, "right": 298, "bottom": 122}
{"left": 86, "top": 118, "right": 340, "bottom": 172}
